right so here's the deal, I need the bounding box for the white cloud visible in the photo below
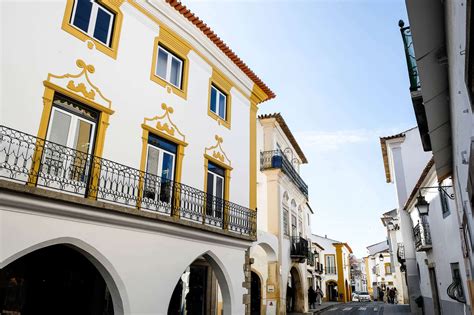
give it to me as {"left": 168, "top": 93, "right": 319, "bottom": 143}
{"left": 293, "top": 129, "right": 372, "bottom": 151}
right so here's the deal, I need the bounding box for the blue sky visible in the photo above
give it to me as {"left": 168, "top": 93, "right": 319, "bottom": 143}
{"left": 187, "top": 0, "right": 415, "bottom": 257}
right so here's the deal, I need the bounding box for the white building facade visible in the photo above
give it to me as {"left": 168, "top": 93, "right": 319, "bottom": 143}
{"left": 249, "top": 113, "right": 314, "bottom": 314}
{"left": 0, "top": 0, "right": 274, "bottom": 314}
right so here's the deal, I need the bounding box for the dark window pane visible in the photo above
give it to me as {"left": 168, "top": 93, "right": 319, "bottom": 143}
{"left": 208, "top": 161, "right": 225, "bottom": 177}
{"left": 93, "top": 7, "right": 113, "bottom": 45}
{"left": 157, "top": 48, "right": 168, "bottom": 79}
{"left": 148, "top": 133, "right": 177, "bottom": 154}
{"left": 72, "top": 0, "right": 93, "bottom": 32}
{"left": 210, "top": 87, "right": 217, "bottom": 113}
{"left": 218, "top": 93, "right": 226, "bottom": 119}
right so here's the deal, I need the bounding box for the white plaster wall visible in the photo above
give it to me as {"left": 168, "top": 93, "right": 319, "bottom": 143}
{"left": 0, "top": 0, "right": 252, "bottom": 207}
{"left": 0, "top": 201, "right": 247, "bottom": 315}
{"left": 408, "top": 171, "right": 469, "bottom": 309}
{"left": 445, "top": 0, "right": 474, "bottom": 276}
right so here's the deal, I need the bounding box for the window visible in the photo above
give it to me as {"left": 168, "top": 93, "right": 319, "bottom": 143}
{"left": 155, "top": 45, "right": 183, "bottom": 89}
{"left": 71, "top": 0, "right": 115, "bottom": 46}
{"left": 283, "top": 206, "right": 290, "bottom": 236}
{"left": 440, "top": 184, "right": 451, "bottom": 218}
{"left": 44, "top": 94, "right": 98, "bottom": 183}
{"left": 209, "top": 85, "right": 227, "bottom": 120}
{"left": 144, "top": 134, "right": 177, "bottom": 205}
{"left": 206, "top": 162, "right": 225, "bottom": 219}
{"left": 325, "top": 255, "right": 336, "bottom": 274}
{"left": 291, "top": 214, "right": 297, "bottom": 236}
{"left": 385, "top": 263, "right": 392, "bottom": 275}
{"left": 449, "top": 263, "right": 465, "bottom": 302}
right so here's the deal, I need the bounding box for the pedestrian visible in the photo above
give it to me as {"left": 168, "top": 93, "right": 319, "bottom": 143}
{"left": 389, "top": 287, "right": 396, "bottom": 304}
{"left": 378, "top": 287, "right": 384, "bottom": 302}
{"left": 308, "top": 286, "right": 315, "bottom": 309}
{"left": 393, "top": 288, "right": 398, "bottom": 304}
{"left": 315, "top": 286, "right": 324, "bottom": 306}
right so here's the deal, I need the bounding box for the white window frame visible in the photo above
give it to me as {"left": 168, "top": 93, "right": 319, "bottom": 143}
{"left": 207, "top": 167, "right": 225, "bottom": 218}
{"left": 46, "top": 107, "right": 96, "bottom": 154}
{"left": 71, "top": 0, "right": 115, "bottom": 46}
{"left": 210, "top": 85, "right": 227, "bottom": 120}
{"left": 156, "top": 45, "right": 183, "bottom": 89}
{"left": 146, "top": 144, "right": 176, "bottom": 181}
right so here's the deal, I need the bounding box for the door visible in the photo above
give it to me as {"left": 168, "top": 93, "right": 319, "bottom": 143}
{"left": 250, "top": 272, "right": 261, "bottom": 315}
{"left": 206, "top": 162, "right": 225, "bottom": 220}
{"left": 43, "top": 100, "right": 96, "bottom": 193}
{"left": 428, "top": 267, "right": 441, "bottom": 315}
{"left": 144, "top": 139, "right": 176, "bottom": 206}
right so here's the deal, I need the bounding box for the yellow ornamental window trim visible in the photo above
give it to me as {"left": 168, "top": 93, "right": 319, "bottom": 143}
{"left": 208, "top": 68, "right": 233, "bottom": 129}
{"left": 150, "top": 27, "right": 191, "bottom": 100}
{"left": 138, "top": 103, "right": 187, "bottom": 213}
{"left": 62, "top": 0, "right": 124, "bottom": 59}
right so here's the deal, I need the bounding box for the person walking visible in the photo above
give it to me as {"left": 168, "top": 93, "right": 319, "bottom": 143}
{"left": 378, "top": 287, "right": 384, "bottom": 302}
{"left": 389, "top": 287, "right": 396, "bottom": 304}
{"left": 315, "top": 286, "right": 324, "bottom": 306}
{"left": 308, "top": 286, "right": 316, "bottom": 309}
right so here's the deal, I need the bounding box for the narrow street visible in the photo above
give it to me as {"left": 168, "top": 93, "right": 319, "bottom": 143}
{"left": 318, "top": 302, "right": 411, "bottom": 314}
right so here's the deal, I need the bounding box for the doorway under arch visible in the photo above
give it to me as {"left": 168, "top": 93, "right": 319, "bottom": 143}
{"left": 250, "top": 271, "right": 262, "bottom": 315}
{"left": 326, "top": 281, "right": 338, "bottom": 302}
{"left": 167, "top": 252, "right": 231, "bottom": 315}
{"left": 287, "top": 266, "right": 304, "bottom": 313}
{"left": 0, "top": 244, "right": 115, "bottom": 314}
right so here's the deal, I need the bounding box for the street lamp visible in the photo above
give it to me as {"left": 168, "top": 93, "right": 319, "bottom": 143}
{"left": 378, "top": 253, "right": 384, "bottom": 262}
{"left": 415, "top": 193, "right": 430, "bottom": 216}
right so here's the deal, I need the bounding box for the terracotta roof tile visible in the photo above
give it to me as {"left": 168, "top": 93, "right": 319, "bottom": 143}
{"left": 165, "top": 0, "right": 275, "bottom": 101}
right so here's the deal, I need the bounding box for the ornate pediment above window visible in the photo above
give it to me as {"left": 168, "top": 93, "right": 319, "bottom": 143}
{"left": 205, "top": 135, "right": 232, "bottom": 168}
{"left": 142, "top": 103, "right": 186, "bottom": 146}
{"left": 44, "top": 59, "right": 113, "bottom": 114}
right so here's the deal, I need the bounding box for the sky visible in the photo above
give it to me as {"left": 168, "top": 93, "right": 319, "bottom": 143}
{"left": 186, "top": 0, "right": 415, "bottom": 257}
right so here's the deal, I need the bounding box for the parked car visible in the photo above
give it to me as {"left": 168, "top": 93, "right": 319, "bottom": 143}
{"left": 352, "top": 291, "right": 371, "bottom": 302}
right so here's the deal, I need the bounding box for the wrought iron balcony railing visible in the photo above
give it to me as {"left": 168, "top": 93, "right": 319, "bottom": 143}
{"left": 307, "top": 250, "right": 315, "bottom": 267}
{"left": 447, "top": 277, "right": 466, "bottom": 303}
{"left": 290, "top": 236, "right": 309, "bottom": 262}
{"left": 414, "top": 221, "right": 432, "bottom": 251}
{"left": 0, "top": 125, "right": 256, "bottom": 236}
{"left": 325, "top": 266, "right": 337, "bottom": 275}
{"left": 399, "top": 21, "right": 421, "bottom": 92}
{"left": 318, "top": 262, "right": 324, "bottom": 274}
{"left": 260, "top": 150, "right": 308, "bottom": 198}
{"left": 397, "top": 243, "right": 406, "bottom": 262}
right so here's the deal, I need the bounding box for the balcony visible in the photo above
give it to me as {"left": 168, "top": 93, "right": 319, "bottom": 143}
{"left": 260, "top": 150, "right": 308, "bottom": 198}
{"left": 315, "top": 262, "right": 324, "bottom": 274}
{"left": 0, "top": 125, "right": 256, "bottom": 238}
{"left": 290, "top": 236, "right": 309, "bottom": 262}
{"left": 414, "top": 221, "right": 432, "bottom": 251}
{"left": 325, "top": 266, "right": 336, "bottom": 275}
{"left": 307, "top": 250, "right": 315, "bottom": 267}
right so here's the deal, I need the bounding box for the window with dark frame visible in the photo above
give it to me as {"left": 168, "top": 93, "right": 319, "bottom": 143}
{"left": 210, "top": 84, "right": 227, "bottom": 120}
{"left": 156, "top": 44, "right": 184, "bottom": 89}
{"left": 71, "top": 0, "right": 116, "bottom": 46}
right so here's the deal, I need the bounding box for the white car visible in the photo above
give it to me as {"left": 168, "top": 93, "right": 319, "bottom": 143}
{"left": 352, "top": 291, "right": 371, "bottom": 302}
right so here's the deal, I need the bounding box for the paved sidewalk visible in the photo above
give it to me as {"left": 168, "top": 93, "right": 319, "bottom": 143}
{"left": 310, "top": 302, "right": 341, "bottom": 314}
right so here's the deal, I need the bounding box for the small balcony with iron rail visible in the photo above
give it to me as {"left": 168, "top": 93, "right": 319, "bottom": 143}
{"left": 260, "top": 150, "right": 308, "bottom": 198}
{"left": 290, "top": 236, "right": 309, "bottom": 263}
{"left": 0, "top": 125, "right": 256, "bottom": 239}
{"left": 413, "top": 221, "right": 432, "bottom": 251}
{"left": 307, "top": 250, "right": 316, "bottom": 267}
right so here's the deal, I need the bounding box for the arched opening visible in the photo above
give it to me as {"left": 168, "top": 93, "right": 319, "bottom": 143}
{"left": 167, "top": 253, "right": 230, "bottom": 315}
{"left": 0, "top": 244, "right": 115, "bottom": 314}
{"left": 286, "top": 267, "right": 304, "bottom": 312}
{"left": 250, "top": 271, "right": 261, "bottom": 315}
{"left": 326, "top": 281, "right": 338, "bottom": 302}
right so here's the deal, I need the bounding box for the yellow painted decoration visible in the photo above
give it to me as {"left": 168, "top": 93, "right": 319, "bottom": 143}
{"left": 143, "top": 103, "right": 185, "bottom": 143}
{"left": 46, "top": 59, "right": 112, "bottom": 111}
{"left": 205, "top": 135, "right": 231, "bottom": 167}
{"left": 67, "top": 81, "right": 96, "bottom": 100}
{"left": 207, "top": 68, "right": 233, "bottom": 129}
